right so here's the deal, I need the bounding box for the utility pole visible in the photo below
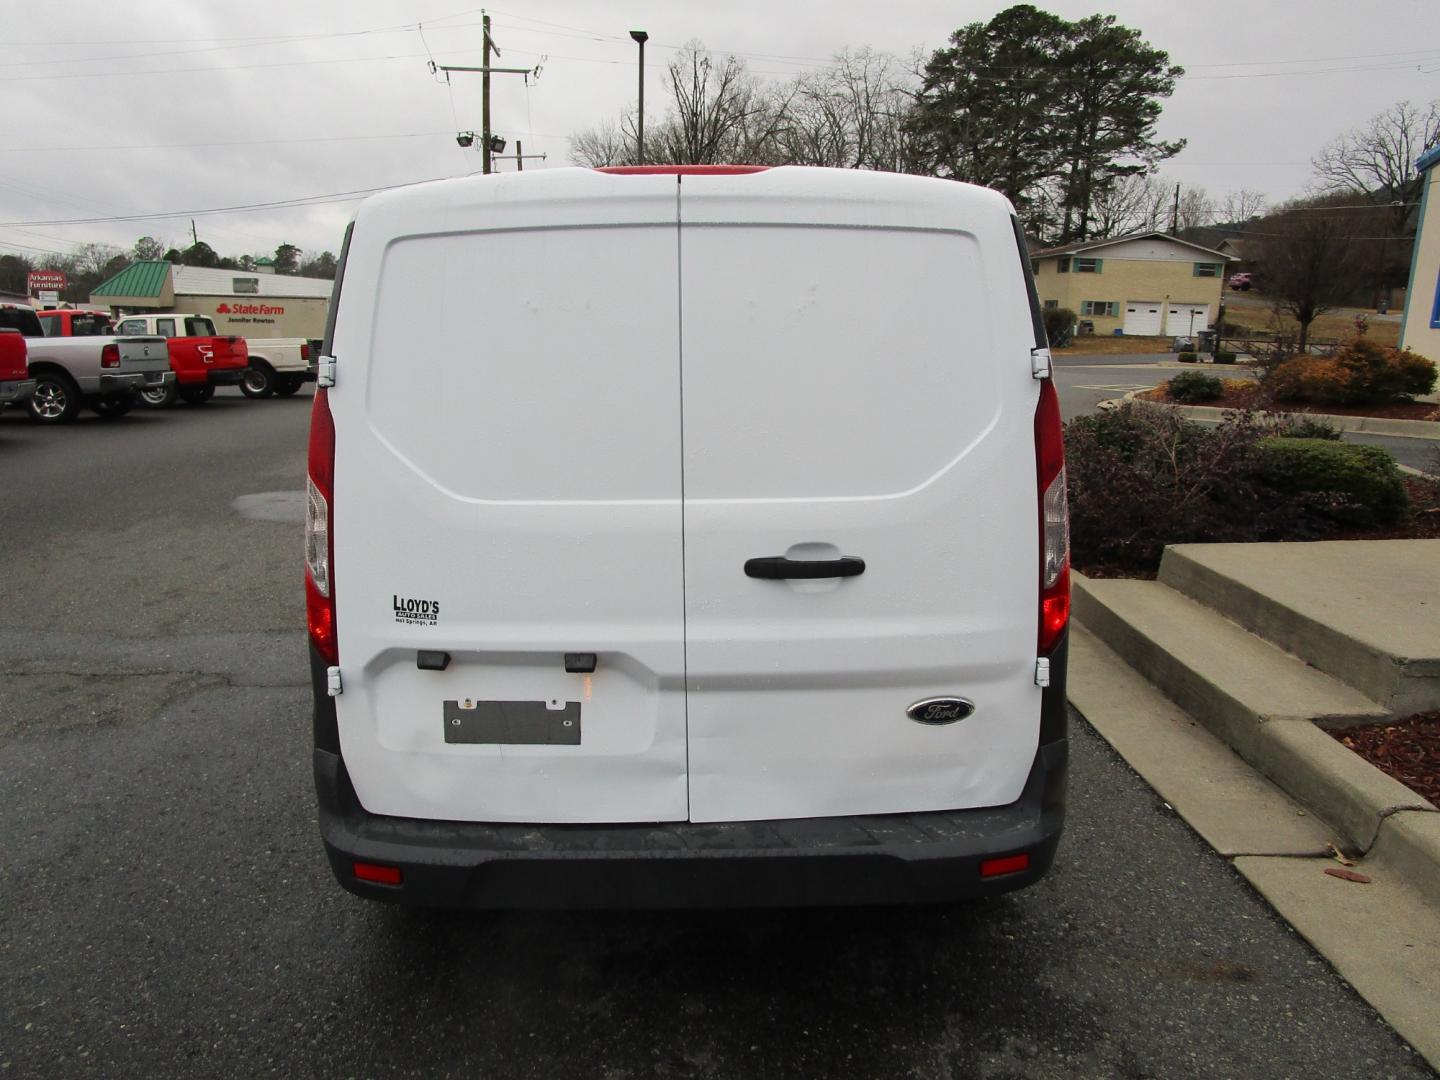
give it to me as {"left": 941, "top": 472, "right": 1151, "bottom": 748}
{"left": 497, "top": 141, "right": 548, "bottom": 172}
{"left": 1170, "top": 183, "right": 1180, "bottom": 237}
{"left": 481, "top": 13, "right": 492, "bottom": 174}
{"left": 190, "top": 219, "right": 199, "bottom": 247}
{"left": 432, "top": 15, "right": 537, "bottom": 175}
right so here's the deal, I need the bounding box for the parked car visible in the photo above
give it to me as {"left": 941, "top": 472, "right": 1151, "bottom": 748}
{"left": 1, "top": 303, "right": 171, "bottom": 423}
{"left": 239, "top": 337, "right": 316, "bottom": 399}
{"left": 1227, "top": 271, "right": 1253, "bottom": 291}
{"left": 307, "top": 165, "right": 1070, "bottom": 909}
{"left": 35, "top": 308, "right": 115, "bottom": 337}
{"left": 106, "top": 313, "right": 247, "bottom": 406}
{"left": 0, "top": 328, "right": 35, "bottom": 411}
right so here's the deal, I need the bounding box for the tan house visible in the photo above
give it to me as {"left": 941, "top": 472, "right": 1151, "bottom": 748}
{"left": 1399, "top": 143, "right": 1440, "bottom": 362}
{"left": 1031, "top": 232, "right": 1228, "bottom": 338}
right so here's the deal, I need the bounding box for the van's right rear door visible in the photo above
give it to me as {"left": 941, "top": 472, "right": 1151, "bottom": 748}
{"left": 678, "top": 168, "right": 1044, "bottom": 824}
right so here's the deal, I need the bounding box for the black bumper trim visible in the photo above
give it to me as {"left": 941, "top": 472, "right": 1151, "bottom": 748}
{"left": 314, "top": 738, "right": 1066, "bottom": 910}
{"left": 206, "top": 369, "right": 245, "bottom": 387}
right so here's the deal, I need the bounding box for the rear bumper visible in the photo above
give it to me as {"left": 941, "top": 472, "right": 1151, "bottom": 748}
{"left": 98, "top": 371, "right": 170, "bottom": 394}
{"left": 0, "top": 378, "right": 35, "bottom": 404}
{"left": 311, "top": 637, "right": 1070, "bottom": 909}
{"left": 206, "top": 368, "right": 245, "bottom": 387}
{"left": 314, "top": 740, "right": 1066, "bottom": 909}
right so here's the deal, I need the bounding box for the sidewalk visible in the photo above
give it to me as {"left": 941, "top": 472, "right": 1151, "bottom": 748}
{"left": 1070, "top": 539, "right": 1440, "bottom": 1067}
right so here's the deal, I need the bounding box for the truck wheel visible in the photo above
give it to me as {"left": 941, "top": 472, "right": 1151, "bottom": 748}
{"left": 139, "top": 382, "right": 178, "bottom": 408}
{"left": 241, "top": 363, "right": 276, "bottom": 399}
{"left": 27, "top": 372, "right": 82, "bottom": 424}
{"left": 92, "top": 393, "right": 135, "bottom": 418}
{"left": 179, "top": 385, "right": 216, "bottom": 405}
{"left": 274, "top": 374, "right": 304, "bottom": 397}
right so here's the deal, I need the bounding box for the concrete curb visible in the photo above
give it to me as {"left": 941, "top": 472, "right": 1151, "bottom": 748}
{"left": 1073, "top": 571, "right": 1440, "bottom": 872}
{"left": 1115, "top": 389, "right": 1440, "bottom": 439}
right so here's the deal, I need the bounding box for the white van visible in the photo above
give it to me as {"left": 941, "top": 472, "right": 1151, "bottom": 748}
{"left": 308, "top": 165, "right": 1070, "bottom": 908}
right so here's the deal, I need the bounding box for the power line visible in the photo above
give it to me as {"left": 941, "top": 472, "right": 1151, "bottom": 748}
{"left": 0, "top": 179, "right": 446, "bottom": 228}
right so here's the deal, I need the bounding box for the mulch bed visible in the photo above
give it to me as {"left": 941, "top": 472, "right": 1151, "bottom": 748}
{"left": 1331, "top": 711, "right": 1440, "bottom": 807}
{"left": 1139, "top": 382, "right": 1440, "bottom": 422}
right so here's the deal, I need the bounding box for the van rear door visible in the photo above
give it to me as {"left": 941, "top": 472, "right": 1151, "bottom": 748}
{"left": 677, "top": 169, "right": 1043, "bottom": 823}
{"left": 331, "top": 172, "right": 688, "bottom": 823}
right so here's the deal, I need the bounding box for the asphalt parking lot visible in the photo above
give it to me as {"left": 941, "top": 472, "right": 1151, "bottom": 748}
{"left": 0, "top": 391, "right": 1432, "bottom": 1078}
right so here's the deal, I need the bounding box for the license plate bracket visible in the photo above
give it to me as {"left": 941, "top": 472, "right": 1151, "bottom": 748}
{"left": 444, "top": 699, "right": 581, "bottom": 745}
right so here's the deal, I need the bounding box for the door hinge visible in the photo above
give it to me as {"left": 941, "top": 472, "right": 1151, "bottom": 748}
{"left": 326, "top": 666, "right": 343, "bottom": 696}
{"left": 318, "top": 355, "right": 337, "bottom": 388}
{"left": 1034, "top": 657, "right": 1051, "bottom": 688}
{"left": 1031, "top": 347, "right": 1053, "bottom": 380}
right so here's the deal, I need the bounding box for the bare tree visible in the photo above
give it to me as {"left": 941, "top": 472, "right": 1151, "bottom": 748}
{"left": 772, "top": 48, "right": 919, "bottom": 171}
{"left": 647, "top": 44, "right": 778, "bottom": 165}
{"left": 1218, "top": 188, "right": 1267, "bottom": 224}
{"left": 1175, "top": 184, "right": 1214, "bottom": 235}
{"left": 1258, "top": 195, "right": 1373, "bottom": 350}
{"left": 1313, "top": 99, "right": 1440, "bottom": 230}
{"left": 569, "top": 115, "right": 638, "bottom": 167}
{"left": 1087, "top": 173, "right": 1167, "bottom": 237}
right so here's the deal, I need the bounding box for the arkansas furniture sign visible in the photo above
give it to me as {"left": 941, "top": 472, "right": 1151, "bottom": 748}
{"left": 27, "top": 270, "right": 67, "bottom": 294}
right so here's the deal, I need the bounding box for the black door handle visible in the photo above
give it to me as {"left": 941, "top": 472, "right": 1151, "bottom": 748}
{"left": 744, "top": 556, "right": 866, "bottom": 580}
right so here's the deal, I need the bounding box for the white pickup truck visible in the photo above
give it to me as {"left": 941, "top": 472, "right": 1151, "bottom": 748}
{"left": 0, "top": 303, "right": 172, "bottom": 423}
{"left": 237, "top": 336, "right": 317, "bottom": 399}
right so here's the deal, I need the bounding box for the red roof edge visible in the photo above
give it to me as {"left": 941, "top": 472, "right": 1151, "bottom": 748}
{"left": 595, "top": 165, "right": 772, "bottom": 175}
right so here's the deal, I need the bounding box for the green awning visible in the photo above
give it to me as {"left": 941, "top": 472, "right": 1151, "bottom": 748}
{"left": 91, "top": 260, "right": 172, "bottom": 298}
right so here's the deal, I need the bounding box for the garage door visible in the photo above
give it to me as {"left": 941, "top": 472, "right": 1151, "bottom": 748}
{"left": 1123, "top": 301, "right": 1162, "bottom": 335}
{"left": 1165, "top": 303, "right": 1210, "bottom": 336}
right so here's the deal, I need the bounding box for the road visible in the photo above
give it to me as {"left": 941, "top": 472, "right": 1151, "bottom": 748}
{"left": 1053, "top": 353, "right": 1437, "bottom": 472}
{"left": 0, "top": 393, "right": 1432, "bottom": 1078}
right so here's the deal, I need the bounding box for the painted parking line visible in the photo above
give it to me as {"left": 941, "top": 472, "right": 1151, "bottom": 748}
{"left": 1072, "top": 383, "right": 1159, "bottom": 392}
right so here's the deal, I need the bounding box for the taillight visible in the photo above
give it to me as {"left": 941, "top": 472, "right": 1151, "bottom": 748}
{"left": 1034, "top": 379, "right": 1069, "bottom": 653}
{"left": 100, "top": 343, "right": 120, "bottom": 369}
{"left": 306, "top": 388, "right": 337, "bottom": 664}
{"left": 300, "top": 343, "right": 309, "bottom": 362}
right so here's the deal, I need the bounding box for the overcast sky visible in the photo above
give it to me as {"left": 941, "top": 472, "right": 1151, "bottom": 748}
{"left": 2, "top": 0, "right": 1438, "bottom": 265}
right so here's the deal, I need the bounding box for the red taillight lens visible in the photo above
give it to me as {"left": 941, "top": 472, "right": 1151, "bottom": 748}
{"left": 1034, "top": 379, "right": 1069, "bottom": 653}
{"left": 353, "top": 861, "right": 403, "bottom": 886}
{"left": 300, "top": 343, "right": 310, "bottom": 362}
{"left": 100, "top": 343, "right": 120, "bottom": 368}
{"left": 306, "top": 388, "right": 337, "bottom": 664}
{"left": 980, "top": 852, "right": 1031, "bottom": 878}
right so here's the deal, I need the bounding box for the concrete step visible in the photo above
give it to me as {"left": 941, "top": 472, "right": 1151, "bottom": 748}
{"left": 1158, "top": 541, "right": 1440, "bottom": 714}
{"left": 1073, "top": 575, "right": 1408, "bottom": 848}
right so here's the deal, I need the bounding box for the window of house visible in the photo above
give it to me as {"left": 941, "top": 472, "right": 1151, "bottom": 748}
{"left": 1074, "top": 257, "right": 1102, "bottom": 273}
{"left": 1057, "top": 256, "right": 1071, "bottom": 273}
{"left": 1043, "top": 299, "right": 1058, "bottom": 310}
{"left": 1081, "top": 301, "right": 1118, "bottom": 317}
{"left": 1193, "top": 262, "right": 1222, "bottom": 277}
{"left": 1431, "top": 268, "right": 1440, "bottom": 329}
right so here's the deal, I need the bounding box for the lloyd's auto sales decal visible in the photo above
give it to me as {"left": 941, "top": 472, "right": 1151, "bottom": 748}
{"left": 393, "top": 595, "right": 440, "bottom": 626}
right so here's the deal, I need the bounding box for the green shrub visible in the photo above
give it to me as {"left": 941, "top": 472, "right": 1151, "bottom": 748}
{"left": 1214, "top": 351, "right": 1238, "bottom": 364}
{"left": 1268, "top": 339, "right": 1437, "bottom": 405}
{"left": 1168, "top": 371, "right": 1223, "bottom": 403}
{"left": 1258, "top": 438, "right": 1408, "bottom": 526}
{"left": 1044, "top": 307, "right": 1076, "bottom": 347}
{"left": 1271, "top": 415, "right": 1342, "bottom": 441}
{"left": 1178, "top": 351, "right": 1197, "bottom": 363}
{"left": 1065, "top": 406, "right": 1339, "bottom": 570}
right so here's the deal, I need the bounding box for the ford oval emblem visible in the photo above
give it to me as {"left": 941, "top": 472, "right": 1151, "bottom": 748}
{"left": 906, "top": 697, "right": 975, "bottom": 725}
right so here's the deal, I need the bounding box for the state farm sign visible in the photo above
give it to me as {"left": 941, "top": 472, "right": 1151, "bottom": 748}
{"left": 27, "top": 270, "right": 67, "bottom": 294}
{"left": 215, "top": 302, "right": 285, "bottom": 316}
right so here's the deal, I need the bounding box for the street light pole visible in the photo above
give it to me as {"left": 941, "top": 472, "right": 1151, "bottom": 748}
{"left": 630, "top": 30, "right": 648, "bottom": 165}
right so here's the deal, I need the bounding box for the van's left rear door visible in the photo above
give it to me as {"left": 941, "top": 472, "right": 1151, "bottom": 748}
{"left": 331, "top": 171, "right": 688, "bottom": 824}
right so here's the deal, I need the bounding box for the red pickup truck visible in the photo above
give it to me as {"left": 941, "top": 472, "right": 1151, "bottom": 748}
{"left": 0, "top": 327, "right": 35, "bottom": 411}
{"left": 38, "top": 310, "right": 248, "bottom": 407}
